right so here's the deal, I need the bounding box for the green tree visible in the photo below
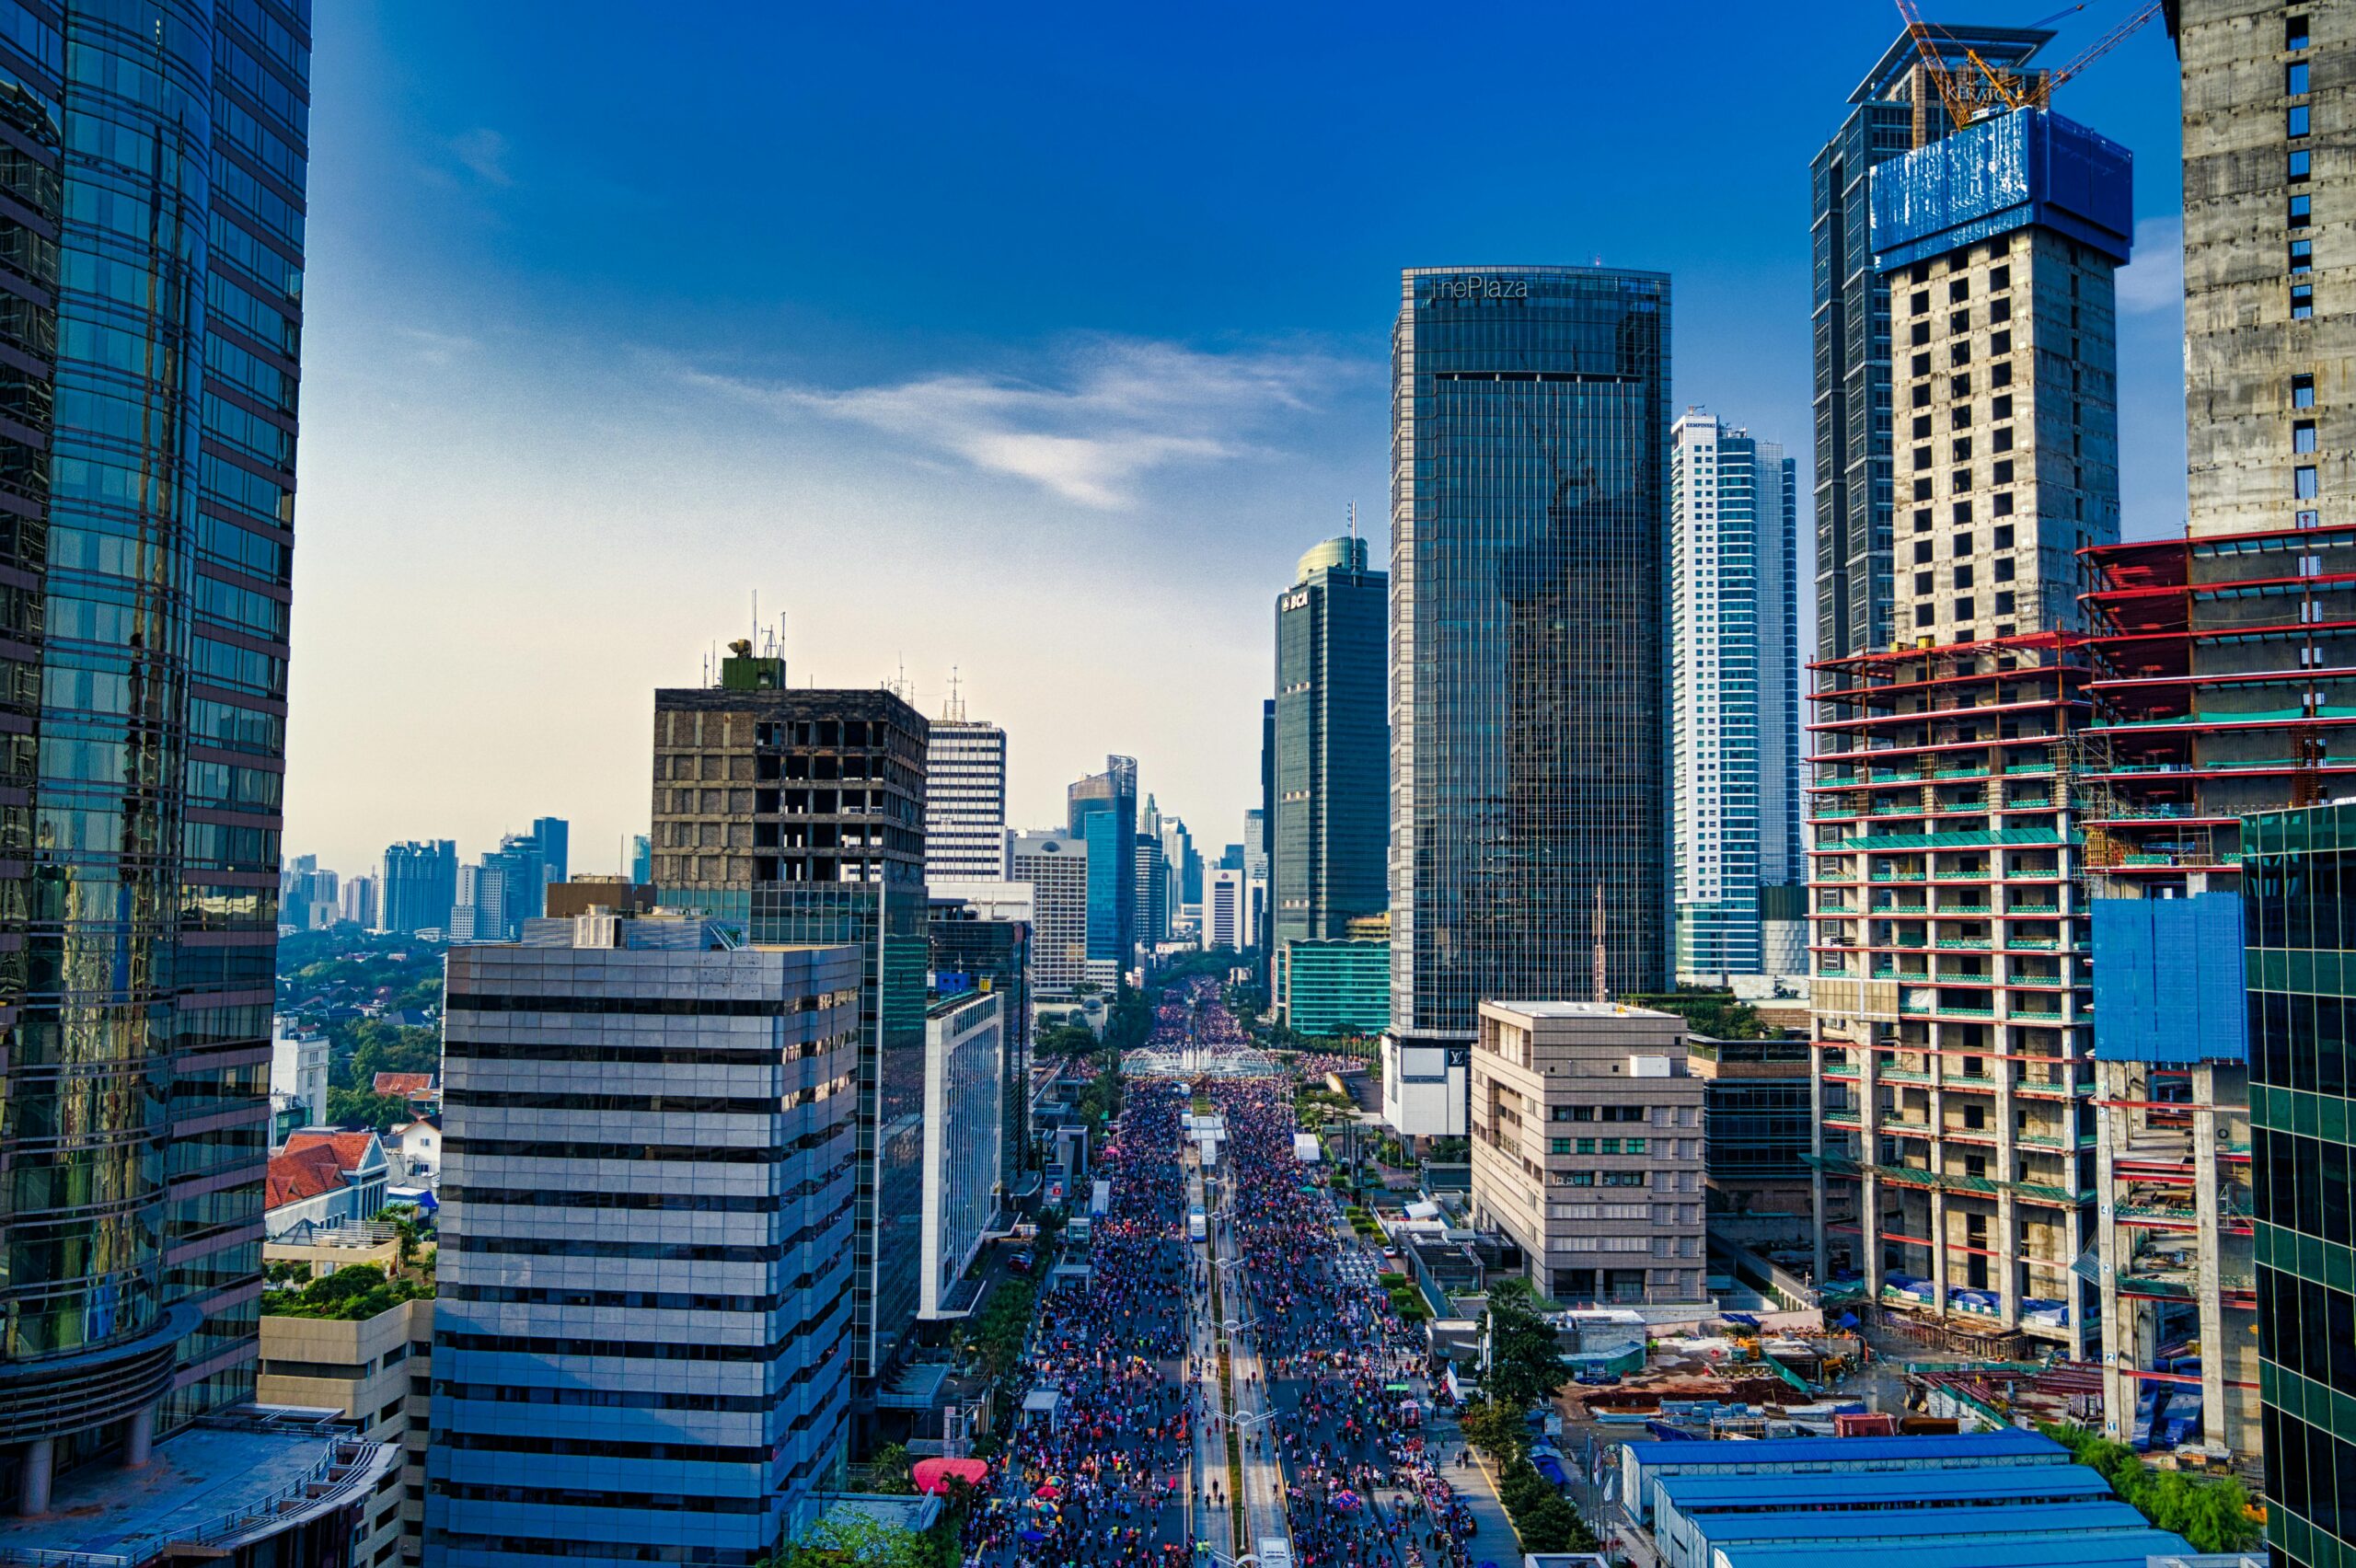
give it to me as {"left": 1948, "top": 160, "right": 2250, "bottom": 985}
{"left": 865, "top": 1443, "right": 915, "bottom": 1495}
{"left": 326, "top": 1087, "right": 413, "bottom": 1134}
{"left": 1486, "top": 1278, "right": 1569, "bottom": 1409}
{"left": 1517, "top": 1493, "right": 1594, "bottom": 1551}
{"left": 765, "top": 1515, "right": 930, "bottom": 1568}
{"left": 1459, "top": 1396, "right": 1530, "bottom": 1461}
{"left": 341, "top": 1020, "right": 440, "bottom": 1092}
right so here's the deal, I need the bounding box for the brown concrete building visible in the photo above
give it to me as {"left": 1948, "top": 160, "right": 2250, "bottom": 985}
{"left": 1468, "top": 1001, "right": 1706, "bottom": 1307}
{"left": 258, "top": 1296, "right": 433, "bottom": 1565}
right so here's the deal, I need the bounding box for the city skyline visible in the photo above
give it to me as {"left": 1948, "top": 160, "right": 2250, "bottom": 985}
{"left": 282, "top": 1, "right": 2191, "bottom": 876}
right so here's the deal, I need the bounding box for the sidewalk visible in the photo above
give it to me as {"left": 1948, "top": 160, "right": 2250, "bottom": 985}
{"left": 1426, "top": 1420, "right": 1520, "bottom": 1563}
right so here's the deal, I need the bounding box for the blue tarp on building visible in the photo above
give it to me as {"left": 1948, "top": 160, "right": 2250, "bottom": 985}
{"left": 1869, "top": 108, "right": 2133, "bottom": 273}
{"left": 2090, "top": 893, "right": 2249, "bottom": 1064}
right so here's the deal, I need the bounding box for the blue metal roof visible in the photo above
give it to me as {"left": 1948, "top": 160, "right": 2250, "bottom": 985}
{"left": 1624, "top": 1431, "right": 2065, "bottom": 1467}
{"left": 1657, "top": 1462, "right": 2113, "bottom": 1510}
{"left": 1715, "top": 1527, "right": 2200, "bottom": 1568}
{"left": 1692, "top": 1500, "right": 2147, "bottom": 1546}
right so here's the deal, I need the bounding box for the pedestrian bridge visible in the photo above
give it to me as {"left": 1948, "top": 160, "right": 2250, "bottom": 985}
{"left": 1126, "top": 1047, "right": 1281, "bottom": 1079}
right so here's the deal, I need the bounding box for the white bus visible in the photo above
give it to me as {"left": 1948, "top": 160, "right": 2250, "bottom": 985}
{"left": 1187, "top": 1205, "right": 1207, "bottom": 1242}
{"left": 1256, "top": 1538, "right": 1293, "bottom": 1568}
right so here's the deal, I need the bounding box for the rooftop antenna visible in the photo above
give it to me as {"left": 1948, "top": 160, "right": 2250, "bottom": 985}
{"left": 1592, "top": 883, "right": 1608, "bottom": 1004}
{"left": 944, "top": 666, "right": 966, "bottom": 722}
{"left": 751, "top": 588, "right": 758, "bottom": 652}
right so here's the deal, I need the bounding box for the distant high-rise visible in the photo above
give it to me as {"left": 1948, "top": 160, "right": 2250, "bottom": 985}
{"left": 1670, "top": 409, "right": 1800, "bottom": 979}
{"left": 1241, "top": 807, "right": 1269, "bottom": 951}
{"left": 1205, "top": 867, "right": 1243, "bottom": 952}
{"left": 531, "top": 814, "right": 570, "bottom": 887}
{"left": 1810, "top": 25, "right": 2053, "bottom": 661}
{"left": 1272, "top": 533, "right": 1389, "bottom": 1017}
{"left": 1388, "top": 264, "right": 1674, "bottom": 1076}
{"left": 629, "top": 832, "right": 653, "bottom": 884}
{"left": 340, "top": 874, "right": 380, "bottom": 932}
{"left": 1134, "top": 833, "right": 1170, "bottom": 951}
{"left": 385, "top": 840, "right": 460, "bottom": 936}
{"left": 1067, "top": 756, "right": 1138, "bottom": 968}
{"left": 925, "top": 694, "right": 1009, "bottom": 882}
{"left": 1011, "top": 832, "right": 1094, "bottom": 995}
{"left": 426, "top": 914, "right": 860, "bottom": 1564}
{"left": 0, "top": 0, "right": 319, "bottom": 1515}
{"left": 649, "top": 644, "right": 930, "bottom": 1384}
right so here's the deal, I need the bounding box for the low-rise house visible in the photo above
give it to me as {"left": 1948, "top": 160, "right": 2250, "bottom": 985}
{"left": 266, "top": 1130, "right": 390, "bottom": 1238}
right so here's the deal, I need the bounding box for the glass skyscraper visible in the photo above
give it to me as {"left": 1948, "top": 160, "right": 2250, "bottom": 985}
{"left": 1068, "top": 755, "right": 1135, "bottom": 969}
{"left": 2246, "top": 803, "right": 2356, "bottom": 1568}
{"left": 0, "top": 0, "right": 310, "bottom": 1505}
{"left": 1272, "top": 533, "right": 1387, "bottom": 1018}
{"left": 1810, "top": 25, "right": 2051, "bottom": 662}
{"left": 1388, "top": 264, "right": 1672, "bottom": 1053}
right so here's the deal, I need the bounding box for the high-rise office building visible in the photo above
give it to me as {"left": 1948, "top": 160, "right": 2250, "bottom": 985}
{"left": 1067, "top": 756, "right": 1137, "bottom": 969}
{"left": 649, "top": 646, "right": 930, "bottom": 1386}
{"left": 1272, "top": 533, "right": 1389, "bottom": 1018}
{"left": 1205, "top": 867, "right": 1242, "bottom": 952}
{"left": 530, "top": 815, "right": 569, "bottom": 888}
{"left": 1811, "top": 25, "right": 2054, "bottom": 663}
{"left": 1241, "top": 807, "right": 1268, "bottom": 952}
{"left": 1010, "top": 832, "right": 1093, "bottom": 996}
{"left": 1807, "top": 105, "right": 2131, "bottom": 1361}
{"left": 385, "top": 840, "right": 460, "bottom": 936}
{"left": 925, "top": 707, "right": 1009, "bottom": 883}
{"left": 2180, "top": 3, "right": 2347, "bottom": 541}
{"left": 1384, "top": 264, "right": 1672, "bottom": 1137}
{"left": 1134, "top": 796, "right": 1171, "bottom": 947}
{"left": 1165, "top": 816, "right": 1202, "bottom": 909}
{"left": 1670, "top": 409, "right": 1801, "bottom": 980}
{"left": 425, "top": 913, "right": 860, "bottom": 1565}
{"left": 1134, "top": 834, "right": 1170, "bottom": 951}
{"left": 2078, "top": 0, "right": 2353, "bottom": 1483}
{"left": 0, "top": 0, "right": 324, "bottom": 1518}
{"left": 629, "top": 832, "right": 653, "bottom": 885}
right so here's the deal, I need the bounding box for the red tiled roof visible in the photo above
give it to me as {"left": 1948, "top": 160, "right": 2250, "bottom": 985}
{"left": 373, "top": 1072, "right": 435, "bottom": 1098}
{"left": 267, "top": 1143, "right": 345, "bottom": 1208}
{"left": 283, "top": 1129, "right": 380, "bottom": 1173}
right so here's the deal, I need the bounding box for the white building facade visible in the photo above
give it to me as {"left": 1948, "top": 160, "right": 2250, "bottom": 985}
{"left": 1009, "top": 832, "right": 1091, "bottom": 997}
{"left": 271, "top": 1018, "right": 329, "bottom": 1131}
{"left": 1670, "top": 408, "right": 1801, "bottom": 982}
{"left": 925, "top": 718, "right": 1009, "bottom": 883}
{"left": 919, "top": 991, "right": 1005, "bottom": 1318}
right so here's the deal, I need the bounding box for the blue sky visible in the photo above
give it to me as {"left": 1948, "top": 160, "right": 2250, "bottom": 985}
{"left": 286, "top": 0, "right": 2191, "bottom": 877}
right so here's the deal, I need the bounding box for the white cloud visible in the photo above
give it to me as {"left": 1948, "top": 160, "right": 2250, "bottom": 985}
{"left": 449, "top": 128, "right": 514, "bottom": 187}
{"left": 687, "top": 338, "right": 1334, "bottom": 507}
{"left": 2116, "top": 215, "right": 2184, "bottom": 315}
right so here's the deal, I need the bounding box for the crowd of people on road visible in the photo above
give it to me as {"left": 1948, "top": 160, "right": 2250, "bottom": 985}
{"left": 962, "top": 976, "right": 1489, "bottom": 1568}
{"left": 965, "top": 1072, "right": 1195, "bottom": 1567}
{"left": 1213, "top": 1079, "right": 1484, "bottom": 1568}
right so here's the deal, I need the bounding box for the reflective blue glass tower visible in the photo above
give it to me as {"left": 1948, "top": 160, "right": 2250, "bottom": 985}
{"left": 0, "top": 0, "right": 310, "bottom": 1506}
{"left": 1390, "top": 265, "right": 1672, "bottom": 1043}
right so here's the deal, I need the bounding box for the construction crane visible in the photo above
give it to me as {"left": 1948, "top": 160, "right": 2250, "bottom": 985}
{"left": 1894, "top": 0, "right": 2162, "bottom": 135}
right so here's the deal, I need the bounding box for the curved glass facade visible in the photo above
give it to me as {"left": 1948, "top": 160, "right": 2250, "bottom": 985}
{"left": 0, "top": 0, "right": 308, "bottom": 1485}
{"left": 1389, "top": 265, "right": 1672, "bottom": 1033}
